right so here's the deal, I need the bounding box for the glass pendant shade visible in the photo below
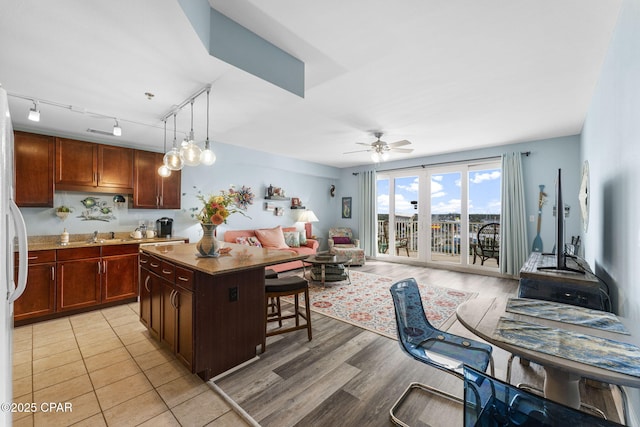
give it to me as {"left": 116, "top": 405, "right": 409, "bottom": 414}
{"left": 164, "top": 148, "right": 184, "bottom": 171}
{"left": 370, "top": 151, "right": 381, "bottom": 162}
{"left": 200, "top": 140, "right": 216, "bottom": 165}
{"left": 182, "top": 142, "right": 202, "bottom": 166}
{"left": 157, "top": 164, "right": 171, "bottom": 177}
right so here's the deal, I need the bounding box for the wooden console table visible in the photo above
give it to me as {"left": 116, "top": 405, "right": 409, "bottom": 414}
{"left": 519, "top": 252, "right": 609, "bottom": 311}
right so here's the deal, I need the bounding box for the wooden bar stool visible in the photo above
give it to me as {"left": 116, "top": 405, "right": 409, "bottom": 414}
{"left": 262, "top": 276, "right": 312, "bottom": 353}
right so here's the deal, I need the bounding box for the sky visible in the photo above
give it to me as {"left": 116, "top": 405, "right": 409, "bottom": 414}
{"left": 377, "top": 168, "right": 501, "bottom": 216}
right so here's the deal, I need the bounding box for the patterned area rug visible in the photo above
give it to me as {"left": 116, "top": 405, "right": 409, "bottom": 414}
{"left": 283, "top": 270, "right": 477, "bottom": 339}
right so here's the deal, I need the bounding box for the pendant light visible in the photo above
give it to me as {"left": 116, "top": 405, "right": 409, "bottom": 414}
{"left": 157, "top": 120, "right": 171, "bottom": 177}
{"left": 199, "top": 88, "right": 216, "bottom": 165}
{"left": 163, "top": 113, "right": 184, "bottom": 170}
{"left": 181, "top": 100, "right": 201, "bottom": 166}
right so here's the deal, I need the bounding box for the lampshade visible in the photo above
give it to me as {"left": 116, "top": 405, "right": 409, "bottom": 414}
{"left": 157, "top": 164, "right": 171, "bottom": 177}
{"left": 298, "top": 210, "right": 319, "bottom": 223}
{"left": 200, "top": 139, "right": 216, "bottom": 165}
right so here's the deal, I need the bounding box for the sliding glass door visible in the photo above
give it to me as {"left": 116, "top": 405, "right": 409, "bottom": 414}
{"left": 376, "top": 160, "right": 501, "bottom": 270}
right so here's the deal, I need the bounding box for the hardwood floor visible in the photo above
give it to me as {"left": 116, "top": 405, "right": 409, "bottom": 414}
{"left": 214, "top": 260, "right": 622, "bottom": 426}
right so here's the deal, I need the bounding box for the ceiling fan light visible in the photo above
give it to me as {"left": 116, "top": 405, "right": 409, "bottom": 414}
{"left": 164, "top": 148, "right": 184, "bottom": 170}
{"left": 157, "top": 164, "right": 171, "bottom": 177}
{"left": 370, "top": 151, "right": 381, "bottom": 162}
{"left": 381, "top": 151, "right": 390, "bottom": 161}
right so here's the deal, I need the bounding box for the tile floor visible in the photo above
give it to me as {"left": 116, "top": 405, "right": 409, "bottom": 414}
{"left": 11, "top": 303, "right": 251, "bottom": 426}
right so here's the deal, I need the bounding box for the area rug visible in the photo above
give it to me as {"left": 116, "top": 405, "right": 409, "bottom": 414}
{"left": 283, "top": 270, "right": 477, "bottom": 339}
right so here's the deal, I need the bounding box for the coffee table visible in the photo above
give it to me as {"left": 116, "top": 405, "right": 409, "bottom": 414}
{"left": 305, "top": 253, "right": 352, "bottom": 285}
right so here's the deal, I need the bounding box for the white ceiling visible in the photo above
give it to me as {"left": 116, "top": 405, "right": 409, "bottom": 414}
{"left": 0, "top": 0, "right": 622, "bottom": 168}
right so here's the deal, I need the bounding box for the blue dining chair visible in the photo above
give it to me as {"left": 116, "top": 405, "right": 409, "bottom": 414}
{"left": 463, "top": 365, "right": 622, "bottom": 427}
{"left": 389, "top": 278, "right": 495, "bottom": 426}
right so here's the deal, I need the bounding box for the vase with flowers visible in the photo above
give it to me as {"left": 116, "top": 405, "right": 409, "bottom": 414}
{"left": 194, "top": 190, "right": 249, "bottom": 257}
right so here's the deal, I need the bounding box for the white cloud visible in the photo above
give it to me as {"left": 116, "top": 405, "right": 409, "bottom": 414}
{"left": 470, "top": 170, "right": 501, "bottom": 184}
{"left": 432, "top": 198, "right": 461, "bottom": 214}
{"left": 397, "top": 177, "right": 419, "bottom": 194}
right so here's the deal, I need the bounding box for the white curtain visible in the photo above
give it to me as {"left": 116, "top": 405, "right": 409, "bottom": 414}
{"left": 358, "top": 170, "right": 377, "bottom": 257}
{"left": 500, "top": 152, "right": 529, "bottom": 275}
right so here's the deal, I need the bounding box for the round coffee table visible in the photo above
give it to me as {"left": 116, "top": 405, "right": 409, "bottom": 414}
{"left": 305, "top": 253, "right": 352, "bottom": 285}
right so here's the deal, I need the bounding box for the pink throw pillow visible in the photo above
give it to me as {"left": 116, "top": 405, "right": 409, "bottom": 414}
{"left": 255, "top": 226, "right": 289, "bottom": 249}
{"left": 332, "top": 236, "right": 351, "bottom": 245}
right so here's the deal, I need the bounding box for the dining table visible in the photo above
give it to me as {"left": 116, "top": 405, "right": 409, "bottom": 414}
{"left": 456, "top": 296, "right": 640, "bottom": 410}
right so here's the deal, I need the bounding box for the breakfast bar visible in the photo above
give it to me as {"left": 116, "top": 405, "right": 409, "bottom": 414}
{"left": 139, "top": 242, "right": 308, "bottom": 381}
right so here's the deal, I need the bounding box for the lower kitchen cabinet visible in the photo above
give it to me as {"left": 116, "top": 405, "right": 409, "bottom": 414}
{"left": 13, "top": 250, "right": 56, "bottom": 321}
{"left": 101, "top": 245, "right": 139, "bottom": 304}
{"left": 56, "top": 247, "right": 101, "bottom": 312}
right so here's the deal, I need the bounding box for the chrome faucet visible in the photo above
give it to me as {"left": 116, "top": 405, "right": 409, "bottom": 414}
{"left": 87, "top": 230, "right": 98, "bottom": 243}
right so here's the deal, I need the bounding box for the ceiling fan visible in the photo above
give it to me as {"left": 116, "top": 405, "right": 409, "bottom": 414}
{"left": 344, "top": 132, "right": 413, "bottom": 162}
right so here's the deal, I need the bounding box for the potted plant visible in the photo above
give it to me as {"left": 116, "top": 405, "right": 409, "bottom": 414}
{"left": 55, "top": 205, "right": 73, "bottom": 221}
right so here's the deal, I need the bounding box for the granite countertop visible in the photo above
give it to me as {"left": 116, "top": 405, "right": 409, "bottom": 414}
{"left": 24, "top": 232, "right": 188, "bottom": 251}
{"left": 141, "top": 242, "right": 308, "bottom": 276}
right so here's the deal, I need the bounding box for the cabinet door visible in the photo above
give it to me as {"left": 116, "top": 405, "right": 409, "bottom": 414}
{"left": 98, "top": 145, "right": 134, "bottom": 191}
{"left": 139, "top": 268, "right": 151, "bottom": 328}
{"left": 56, "top": 257, "right": 101, "bottom": 311}
{"left": 55, "top": 137, "right": 97, "bottom": 189}
{"left": 14, "top": 262, "right": 56, "bottom": 321}
{"left": 161, "top": 280, "right": 176, "bottom": 352}
{"left": 132, "top": 150, "right": 160, "bottom": 209}
{"left": 14, "top": 131, "right": 54, "bottom": 207}
{"left": 149, "top": 273, "right": 162, "bottom": 339}
{"left": 101, "top": 253, "right": 139, "bottom": 304}
{"left": 159, "top": 168, "right": 181, "bottom": 209}
{"left": 175, "top": 285, "right": 193, "bottom": 370}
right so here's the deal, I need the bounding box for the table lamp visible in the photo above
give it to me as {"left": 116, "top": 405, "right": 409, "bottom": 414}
{"left": 298, "top": 210, "right": 319, "bottom": 238}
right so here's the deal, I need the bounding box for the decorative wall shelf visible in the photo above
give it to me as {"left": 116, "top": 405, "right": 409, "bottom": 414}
{"left": 264, "top": 196, "right": 290, "bottom": 200}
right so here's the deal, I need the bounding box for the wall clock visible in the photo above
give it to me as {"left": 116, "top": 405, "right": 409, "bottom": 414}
{"left": 578, "top": 160, "right": 589, "bottom": 232}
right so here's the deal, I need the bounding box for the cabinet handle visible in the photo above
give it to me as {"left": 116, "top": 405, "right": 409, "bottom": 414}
{"left": 177, "top": 276, "right": 189, "bottom": 282}
{"left": 51, "top": 266, "right": 55, "bottom": 281}
{"left": 97, "top": 261, "right": 101, "bottom": 274}
{"left": 160, "top": 195, "right": 164, "bottom": 206}
{"left": 140, "top": 258, "right": 148, "bottom": 264}
{"left": 162, "top": 269, "right": 172, "bottom": 275}
{"left": 150, "top": 262, "right": 160, "bottom": 268}
{"left": 103, "top": 260, "right": 107, "bottom": 274}
{"left": 144, "top": 275, "right": 151, "bottom": 292}
{"left": 169, "top": 289, "right": 176, "bottom": 309}
{"left": 28, "top": 256, "right": 38, "bottom": 260}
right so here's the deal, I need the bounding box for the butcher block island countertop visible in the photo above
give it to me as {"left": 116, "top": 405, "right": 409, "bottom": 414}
{"left": 139, "top": 242, "right": 308, "bottom": 380}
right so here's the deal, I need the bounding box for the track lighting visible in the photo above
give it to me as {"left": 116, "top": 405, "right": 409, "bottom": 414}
{"left": 157, "top": 120, "right": 171, "bottom": 177}
{"left": 28, "top": 100, "right": 40, "bottom": 122}
{"left": 163, "top": 113, "right": 184, "bottom": 171}
{"left": 112, "top": 119, "right": 122, "bottom": 136}
{"left": 199, "top": 89, "right": 216, "bottom": 166}
{"left": 180, "top": 100, "right": 202, "bottom": 166}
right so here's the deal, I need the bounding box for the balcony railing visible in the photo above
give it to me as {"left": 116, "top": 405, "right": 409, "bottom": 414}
{"left": 377, "top": 219, "right": 498, "bottom": 258}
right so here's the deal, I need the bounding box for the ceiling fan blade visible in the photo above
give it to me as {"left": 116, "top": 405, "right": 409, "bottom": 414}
{"left": 388, "top": 139, "right": 411, "bottom": 147}
{"left": 356, "top": 142, "right": 372, "bottom": 147}
{"left": 343, "top": 149, "right": 371, "bottom": 154}
{"left": 390, "top": 148, "right": 414, "bottom": 153}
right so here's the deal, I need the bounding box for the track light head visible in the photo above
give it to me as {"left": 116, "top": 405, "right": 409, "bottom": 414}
{"left": 28, "top": 101, "right": 40, "bottom": 122}
{"left": 112, "top": 119, "right": 122, "bottom": 136}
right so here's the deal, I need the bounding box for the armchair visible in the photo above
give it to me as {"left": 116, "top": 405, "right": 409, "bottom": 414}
{"left": 328, "top": 227, "right": 365, "bottom": 266}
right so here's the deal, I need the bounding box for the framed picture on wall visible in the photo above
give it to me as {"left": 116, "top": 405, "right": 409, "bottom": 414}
{"left": 342, "top": 197, "right": 352, "bottom": 219}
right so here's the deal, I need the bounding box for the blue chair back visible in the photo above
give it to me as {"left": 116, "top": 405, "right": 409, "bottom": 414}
{"left": 463, "top": 365, "right": 622, "bottom": 427}
{"left": 390, "top": 278, "right": 492, "bottom": 375}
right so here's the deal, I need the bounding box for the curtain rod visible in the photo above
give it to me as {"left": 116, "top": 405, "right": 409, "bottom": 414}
{"left": 352, "top": 151, "right": 530, "bottom": 175}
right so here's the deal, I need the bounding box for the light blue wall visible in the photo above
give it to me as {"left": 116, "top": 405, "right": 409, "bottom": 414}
{"left": 338, "top": 136, "right": 581, "bottom": 254}
{"left": 581, "top": 0, "right": 640, "bottom": 422}
{"left": 20, "top": 141, "right": 341, "bottom": 250}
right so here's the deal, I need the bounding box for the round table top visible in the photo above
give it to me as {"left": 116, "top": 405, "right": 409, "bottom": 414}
{"left": 306, "top": 253, "right": 351, "bottom": 265}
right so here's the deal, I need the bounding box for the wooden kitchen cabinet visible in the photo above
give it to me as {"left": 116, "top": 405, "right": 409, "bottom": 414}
{"left": 56, "top": 247, "right": 101, "bottom": 312}
{"left": 132, "top": 150, "right": 181, "bottom": 209}
{"left": 101, "top": 244, "right": 139, "bottom": 304}
{"left": 55, "top": 137, "right": 133, "bottom": 193}
{"left": 139, "top": 253, "right": 151, "bottom": 329}
{"left": 14, "top": 131, "right": 54, "bottom": 207}
{"left": 13, "top": 250, "right": 56, "bottom": 321}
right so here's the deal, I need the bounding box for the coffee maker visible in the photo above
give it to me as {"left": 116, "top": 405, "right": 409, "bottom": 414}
{"left": 156, "top": 217, "right": 173, "bottom": 238}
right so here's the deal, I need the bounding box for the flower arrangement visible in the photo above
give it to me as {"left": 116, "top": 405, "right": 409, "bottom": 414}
{"left": 194, "top": 190, "right": 249, "bottom": 225}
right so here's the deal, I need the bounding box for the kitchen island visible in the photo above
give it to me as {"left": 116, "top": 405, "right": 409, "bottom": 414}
{"left": 139, "top": 242, "right": 307, "bottom": 380}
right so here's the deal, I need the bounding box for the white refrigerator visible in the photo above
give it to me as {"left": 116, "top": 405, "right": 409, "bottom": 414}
{"left": 0, "top": 86, "right": 29, "bottom": 426}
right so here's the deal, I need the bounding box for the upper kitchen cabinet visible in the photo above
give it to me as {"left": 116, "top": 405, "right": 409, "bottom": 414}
{"left": 132, "top": 150, "right": 181, "bottom": 209}
{"left": 55, "top": 137, "right": 134, "bottom": 193}
{"left": 14, "top": 131, "right": 54, "bottom": 207}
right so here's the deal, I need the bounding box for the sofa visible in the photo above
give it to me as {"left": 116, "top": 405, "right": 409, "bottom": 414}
{"left": 223, "top": 226, "right": 319, "bottom": 273}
